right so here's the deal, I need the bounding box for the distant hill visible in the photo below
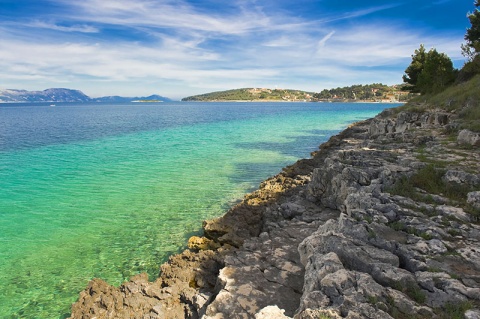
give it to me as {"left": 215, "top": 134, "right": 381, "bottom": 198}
{"left": 182, "top": 88, "right": 314, "bottom": 102}
{"left": 0, "top": 88, "right": 91, "bottom": 103}
{"left": 0, "top": 88, "right": 172, "bottom": 103}
{"left": 312, "top": 83, "right": 413, "bottom": 102}
{"left": 92, "top": 94, "right": 172, "bottom": 103}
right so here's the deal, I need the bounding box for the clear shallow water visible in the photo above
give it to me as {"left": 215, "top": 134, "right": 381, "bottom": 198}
{"left": 0, "top": 102, "right": 395, "bottom": 318}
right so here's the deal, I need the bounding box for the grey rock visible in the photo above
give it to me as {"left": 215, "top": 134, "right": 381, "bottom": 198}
{"left": 458, "top": 129, "right": 480, "bottom": 146}
{"left": 465, "top": 309, "right": 480, "bottom": 319}
{"left": 436, "top": 205, "right": 471, "bottom": 222}
{"left": 255, "top": 306, "right": 292, "bottom": 319}
{"left": 443, "top": 170, "right": 480, "bottom": 187}
{"left": 69, "top": 109, "right": 480, "bottom": 319}
{"left": 468, "top": 191, "right": 480, "bottom": 210}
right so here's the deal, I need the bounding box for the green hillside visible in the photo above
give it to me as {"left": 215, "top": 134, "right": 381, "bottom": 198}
{"left": 181, "top": 85, "right": 412, "bottom": 102}
{"left": 181, "top": 88, "right": 314, "bottom": 101}
{"left": 398, "top": 74, "right": 480, "bottom": 132}
{"left": 312, "top": 83, "right": 412, "bottom": 102}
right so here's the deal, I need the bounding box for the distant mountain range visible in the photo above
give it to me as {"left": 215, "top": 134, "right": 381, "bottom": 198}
{"left": 0, "top": 88, "right": 173, "bottom": 103}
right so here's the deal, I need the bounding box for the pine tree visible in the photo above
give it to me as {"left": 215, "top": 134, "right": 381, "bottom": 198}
{"left": 402, "top": 44, "right": 427, "bottom": 92}
{"left": 462, "top": 0, "right": 480, "bottom": 60}
{"left": 403, "top": 46, "right": 456, "bottom": 94}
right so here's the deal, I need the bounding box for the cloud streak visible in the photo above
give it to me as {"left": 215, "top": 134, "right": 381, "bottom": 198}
{"left": 0, "top": 0, "right": 470, "bottom": 99}
{"left": 28, "top": 20, "right": 99, "bottom": 33}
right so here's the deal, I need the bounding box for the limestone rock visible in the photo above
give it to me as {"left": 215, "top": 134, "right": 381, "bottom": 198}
{"left": 255, "top": 306, "right": 292, "bottom": 319}
{"left": 465, "top": 309, "right": 480, "bottom": 319}
{"left": 69, "top": 109, "right": 480, "bottom": 319}
{"left": 458, "top": 129, "right": 480, "bottom": 146}
{"left": 468, "top": 191, "right": 480, "bottom": 210}
{"left": 187, "top": 236, "right": 220, "bottom": 251}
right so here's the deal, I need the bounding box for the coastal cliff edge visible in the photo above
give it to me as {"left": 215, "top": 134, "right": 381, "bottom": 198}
{"left": 69, "top": 105, "right": 480, "bottom": 319}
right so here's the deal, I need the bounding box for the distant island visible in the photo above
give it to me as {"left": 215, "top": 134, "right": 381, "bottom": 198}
{"left": 182, "top": 88, "right": 314, "bottom": 102}
{"left": 0, "top": 84, "right": 413, "bottom": 104}
{"left": 0, "top": 88, "right": 172, "bottom": 103}
{"left": 182, "top": 84, "right": 412, "bottom": 102}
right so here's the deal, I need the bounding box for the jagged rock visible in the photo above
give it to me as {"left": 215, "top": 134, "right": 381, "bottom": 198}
{"left": 203, "top": 221, "right": 315, "bottom": 318}
{"left": 468, "top": 191, "right": 480, "bottom": 210}
{"left": 458, "top": 129, "right": 480, "bottom": 146}
{"left": 465, "top": 309, "right": 480, "bottom": 319}
{"left": 69, "top": 109, "right": 480, "bottom": 319}
{"left": 69, "top": 274, "right": 166, "bottom": 319}
{"left": 421, "top": 111, "right": 449, "bottom": 127}
{"left": 295, "top": 308, "right": 342, "bottom": 319}
{"left": 436, "top": 205, "right": 471, "bottom": 222}
{"left": 255, "top": 306, "right": 291, "bottom": 319}
{"left": 443, "top": 170, "right": 480, "bottom": 187}
{"left": 187, "top": 236, "right": 221, "bottom": 251}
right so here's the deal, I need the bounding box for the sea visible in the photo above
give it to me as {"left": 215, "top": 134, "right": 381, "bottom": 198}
{"left": 0, "top": 101, "right": 398, "bottom": 318}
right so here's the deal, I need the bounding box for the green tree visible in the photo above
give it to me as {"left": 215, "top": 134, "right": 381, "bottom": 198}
{"left": 458, "top": 1, "right": 480, "bottom": 82}
{"left": 402, "top": 44, "right": 427, "bottom": 92}
{"left": 416, "top": 49, "right": 456, "bottom": 94}
{"left": 462, "top": 0, "right": 480, "bottom": 60}
{"left": 403, "top": 46, "right": 455, "bottom": 94}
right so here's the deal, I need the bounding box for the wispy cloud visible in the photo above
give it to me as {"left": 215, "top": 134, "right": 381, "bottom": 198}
{"left": 0, "top": 0, "right": 469, "bottom": 98}
{"left": 28, "top": 20, "right": 99, "bottom": 33}
{"left": 52, "top": 0, "right": 273, "bottom": 35}
{"left": 317, "top": 31, "right": 336, "bottom": 50}
{"left": 315, "top": 3, "right": 403, "bottom": 24}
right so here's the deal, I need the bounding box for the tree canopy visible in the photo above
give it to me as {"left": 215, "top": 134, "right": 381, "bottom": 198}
{"left": 462, "top": 0, "right": 480, "bottom": 60}
{"left": 312, "top": 83, "right": 398, "bottom": 101}
{"left": 403, "top": 45, "right": 456, "bottom": 94}
{"left": 402, "top": 44, "right": 427, "bottom": 92}
{"left": 457, "top": 1, "right": 480, "bottom": 81}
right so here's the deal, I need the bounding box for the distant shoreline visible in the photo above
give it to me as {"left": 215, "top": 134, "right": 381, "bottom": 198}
{"left": 181, "top": 99, "right": 406, "bottom": 103}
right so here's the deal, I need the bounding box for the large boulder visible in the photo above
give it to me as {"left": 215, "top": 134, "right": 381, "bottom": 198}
{"left": 458, "top": 129, "right": 480, "bottom": 146}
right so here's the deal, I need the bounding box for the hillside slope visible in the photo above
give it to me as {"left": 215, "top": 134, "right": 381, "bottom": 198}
{"left": 0, "top": 88, "right": 91, "bottom": 103}
{"left": 182, "top": 88, "right": 314, "bottom": 102}
{"left": 0, "top": 88, "right": 173, "bottom": 103}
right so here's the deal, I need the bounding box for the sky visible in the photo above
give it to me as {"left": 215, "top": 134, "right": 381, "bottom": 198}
{"left": 0, "top": 0, "right": 475, "bottom": 100}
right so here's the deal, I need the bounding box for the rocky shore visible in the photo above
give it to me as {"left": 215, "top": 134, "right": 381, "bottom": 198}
{"left": 69, "top": 105, "right": 480, "bottom": 319}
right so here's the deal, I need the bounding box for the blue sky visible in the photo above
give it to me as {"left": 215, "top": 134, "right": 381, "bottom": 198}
{"left": 0, "top": 0, "right": 474, "bottom": 99}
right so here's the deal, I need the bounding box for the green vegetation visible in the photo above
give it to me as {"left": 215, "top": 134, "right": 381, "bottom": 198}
{"left": 398, "top": 1, "right": 480, "bottom": 132}
{"left": 404, "top": 282, "right": 426, "bottom": 304}
{"left": 182, "top": 88, "right": 314, "bottom": 101}
{"left": 461, "top": 0, "right": 480, "bottom": 61}
{"left": 403, "top": 45, "right": 456, "bottom": 94}
{"left": 395, "top": 74, "right": 480, "bottom": 132}
{"left": 436, "top": 301, "right": 473, "bottom": 319}
{"left": 458, "top": 0, "right": 480, "bottom": 83}
{"left": 427, "top": 267, "right": 443, "bottom": 273}
{"left": 182, "top": 84, "right": 411, "bottom": 103}
{"left": 402, "top": 44, "right": 428, "bottom": 92}
{"left": 312, "top": 83, "right": 411, "bottom": 102}
{"left": 388, "top": 164, "right": 479, "bottom": 221}
{"left": 390, "top": 164, "right": 470, "bottom": 202}
{"left": 417, "top": 75, "right": 480, "bottom": 132}
{"left": 387, "top": 220, "right": 433, "bottom": 240}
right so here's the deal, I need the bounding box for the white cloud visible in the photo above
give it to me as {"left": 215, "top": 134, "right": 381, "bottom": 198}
{"left": 29, "top": 20, "right": 99, "bottom": 33}
{"left": 52, "top": 0, "right": 272, "bottom": 35}
{"left": 0, "top": 0, "right": 467, "bottom": 99}
{"left": 317, "top": 31, "right": 336, "bottom": 49}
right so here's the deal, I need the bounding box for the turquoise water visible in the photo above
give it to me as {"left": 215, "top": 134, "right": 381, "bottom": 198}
{"left": 0, "top": 102, "right": 394, "bottom": 318}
